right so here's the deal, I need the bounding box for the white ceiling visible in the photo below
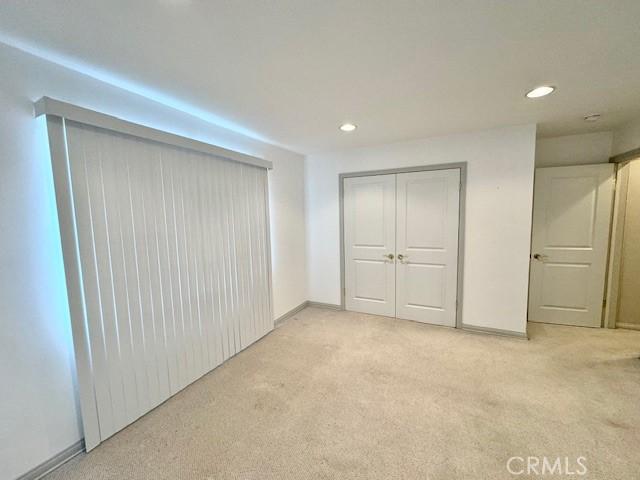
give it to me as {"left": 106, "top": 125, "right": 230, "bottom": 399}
{"left": 1, "top": 0, "right": 639, "bottom": 154}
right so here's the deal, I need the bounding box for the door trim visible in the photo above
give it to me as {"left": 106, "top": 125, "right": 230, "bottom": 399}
{"left": 339, "top": 162, "right": 467, "bottom": 328}
{"left": 604, "top": 161, "right": 631, "bottom": 329}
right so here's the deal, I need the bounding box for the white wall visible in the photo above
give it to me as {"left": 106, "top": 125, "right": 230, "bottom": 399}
{"left": 612, "top": 117, "right": 640, "bottom": 155}
{"left": 269, "top": 151, "right": 307, "bottom": 318}
{"left": 305, "top": 124, "right": 536, "bottom": 335}
{"left": 535, "top": 132, "right": 612, "bottom": 167}
{"left": 0, "top": 42, "right": 306, "bottom": 480}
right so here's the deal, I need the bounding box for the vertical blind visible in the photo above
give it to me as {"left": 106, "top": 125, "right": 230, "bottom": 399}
{"left": 61, "top": 120, "right": 272, "bottom": 448}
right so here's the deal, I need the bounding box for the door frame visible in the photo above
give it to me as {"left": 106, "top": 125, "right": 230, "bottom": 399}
{"left": 603, "top": 161, "right": 628, "bottom": 328}
{"left": 339, "top": 162, "right": 467, "bottom": 328}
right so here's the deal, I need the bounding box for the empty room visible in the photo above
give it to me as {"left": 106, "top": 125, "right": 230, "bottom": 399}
{"left": 2, "top": 2, "right": 640, "bottom": 479}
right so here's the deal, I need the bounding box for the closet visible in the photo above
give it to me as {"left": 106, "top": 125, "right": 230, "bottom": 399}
{"left": 343, "top": 168, "right": 461, "bottom": 326}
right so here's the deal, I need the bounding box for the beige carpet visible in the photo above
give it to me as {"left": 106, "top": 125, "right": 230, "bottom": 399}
{"left": 45, "top": 307, "right": 640, "bottom": 480}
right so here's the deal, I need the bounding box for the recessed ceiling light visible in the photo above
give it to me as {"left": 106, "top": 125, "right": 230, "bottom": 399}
{"left": 525, "top": 86, "right": 556, "bottom": 98}
{"left": 340, "top": 123, "right": 357, "bottom": 132}
{"left": 584, "top": 114, "right": 601, "bottom": 122}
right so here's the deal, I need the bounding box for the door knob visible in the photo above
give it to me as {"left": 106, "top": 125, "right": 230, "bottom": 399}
{"left": 397, "top": 254, "right": 408, "bottom": 263}
{"left": 383, "top": 253, "right": 394, "bottom": 261}
{"left": 533, "top": 253, "right": 546, "bottom": 261}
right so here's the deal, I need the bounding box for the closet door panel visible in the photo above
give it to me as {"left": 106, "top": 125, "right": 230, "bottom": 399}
{"left": 396, "top": 169, "right": 460, "bottom": 326}
{"left": 343, "top": 175, "right": 396, "bottom": 317}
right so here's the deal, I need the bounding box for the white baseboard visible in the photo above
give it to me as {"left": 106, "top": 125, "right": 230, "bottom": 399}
{"left": 274, "top": 301, "right": 309, "bottom": 326}
{"left": 461, "top": 323, "right": 529, "bottom": 339}
{"left": 15, "top": 440, "right": 85, "bottom": 480}
{"left": 306, "top": 301, "right": 342, "bottom": 310}
{"left": 274, "top": 301, "right": 343, "bottom": 326}
{"left": 616, "top": 322, "right": 640, "bottom": 331}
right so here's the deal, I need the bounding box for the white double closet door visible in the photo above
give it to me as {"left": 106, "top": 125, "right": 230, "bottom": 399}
{"left": 344, "top": 169, "right": 460, "bottom": 327}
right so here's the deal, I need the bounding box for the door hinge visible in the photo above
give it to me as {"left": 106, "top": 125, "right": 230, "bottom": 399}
{"left": 603, "top": 298, "right": 607, "bottom": 308}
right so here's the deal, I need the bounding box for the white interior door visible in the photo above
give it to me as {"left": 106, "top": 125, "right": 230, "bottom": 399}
{"left": 528, "top": 164, "right": 614, "bottom": 327}
{"left": 344, "top": 175, "right": 396, "bottom": 316}
{"left": 396, "top": 169, "right": 460, "bottom": 326}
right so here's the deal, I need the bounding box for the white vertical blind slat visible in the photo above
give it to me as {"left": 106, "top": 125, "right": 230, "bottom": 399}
{"left": 158, "top": 153, "right": 180, "bottom": 395}
{"left": 67, "top": 127, "right": 116, "bottom": 438}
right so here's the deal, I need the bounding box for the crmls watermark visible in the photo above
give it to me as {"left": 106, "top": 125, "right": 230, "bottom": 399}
{"left": 506, "top": 456, "right": 588, "bottom": 476}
